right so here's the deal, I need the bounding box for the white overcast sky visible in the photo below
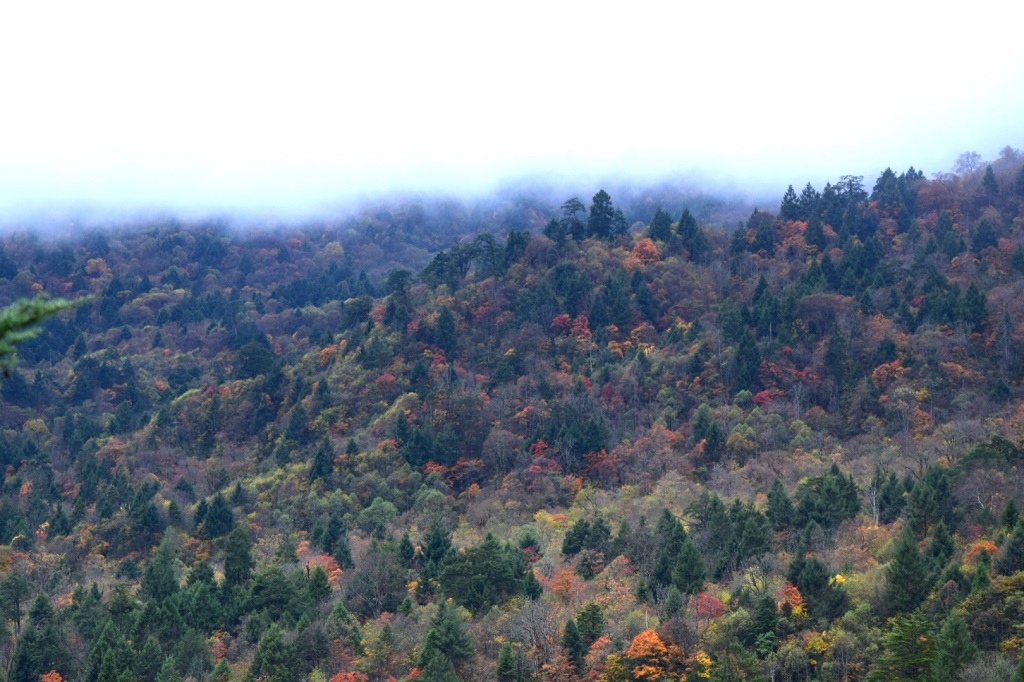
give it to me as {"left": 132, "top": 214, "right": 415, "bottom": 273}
{"left": 1, "top": 1, "right": 1023, "bottom": 221}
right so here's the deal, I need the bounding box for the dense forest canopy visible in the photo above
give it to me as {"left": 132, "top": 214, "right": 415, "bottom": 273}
{"left": 2, "top": 148, "right": 1024, "bottom": 681}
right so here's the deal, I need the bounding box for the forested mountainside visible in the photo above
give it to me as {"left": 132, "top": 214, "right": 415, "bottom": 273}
{"left": 2, "top": 149, "right": 1024, "bottom": 682}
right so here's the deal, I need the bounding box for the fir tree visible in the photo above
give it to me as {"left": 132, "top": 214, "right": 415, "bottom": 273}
{"left": 672, "top": 538, "right": 706, "bottom": 596}
{"left": 576, "top": 602, "right": 605, "bottom": 649}
{"left": 779, "top": 185, "right": 800, "bottom": 221}
{"left": 308, "top": 438, "right": 334, "bottom": 484}
{"left": 751, "top": 593, "right": 778, "bottom": 654}
{"left": 496, "top": 642, "right": 529, "bottom": 682}
{"left": 1003, "top": 499, "right": 1020, "bottom": 530}
{"left": 766, "top": 478, "right": 794, "bottom": 530}
{"left": 927, "top": 521, "right": 955, "bottom": 575}
{"left": 137, "top": 636, "right": 165, "bottom": 682}
{"left": 886, "top": 527, "right": 930, "bottom": 614}
{"left": 224, "top": 526, "right": 254, "bottom": 587}
{"left": 418, "top": 648, "right": 460, "bottom": 682}
{"left": 868, "top": 611, "right": 935, "bottom": 681}
{"left": 982, "top": 165, "right": 999, "bottom": 194}
{"left": 154, "top": 657, "right": 182, "bottom": 682}
{"left": 418, "top": 599, "right": 473, "bottom": 669}
{"left": 971, "top": 549, "right": 992, "bottom": 593}
{"left": 998, "top": 522, "right": 1024, "bottom": 575}
{"left": 648, "top": 208, "right": 673, "bottom": 242}
{"left": 562, "top": 619, "right": 585, "bottom": 672}
{"left": 307, "top": 566, "right": 332, "bottom": 605}
{"left": 246, "top": 624, "right": 297, "bottom": 682}
{"left": 142, "top": 543, "right": 179, "bottom": 602}
{"left": 930, "top": 611, "right": 976, "bottom": 682}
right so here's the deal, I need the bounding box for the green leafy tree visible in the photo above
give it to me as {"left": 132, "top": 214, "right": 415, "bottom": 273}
{"left": 787, "top": 552, "right": 849, "bottom": 623}
{"left": 908, "top": 465, "right": 959, "bottom": 537}
{"left": 691, "top": 403, "right": 724, "bottom": 464}
{"left": 174, "top": 628, "right": 213, "bottom": 679}
{"left": 356, "top": 497, "right": 399, "bottom": 538}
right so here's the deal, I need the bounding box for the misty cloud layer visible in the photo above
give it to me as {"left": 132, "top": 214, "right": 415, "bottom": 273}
{"left": 2, "top": 2, "right": 1022, "bottom": 225}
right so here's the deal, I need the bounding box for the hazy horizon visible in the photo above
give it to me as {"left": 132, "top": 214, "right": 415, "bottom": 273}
{"left": 2, "top": 2, "right": 1022, "bottom": 227}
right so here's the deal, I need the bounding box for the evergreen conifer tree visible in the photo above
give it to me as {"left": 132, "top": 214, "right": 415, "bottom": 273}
{"left": 1002, "top": 499, "right": 1020, "bottom": 530}
{"left": 308, "top": 438, "right": 334, "bottom": 484}
{"left": 648, "top": 208, "right": 673, "bottom": 242}
{"left": 766, "top": 478, "right": 794, "bottom": 530}
{"left": 983, "top": 165, "right": 999, "bottom": 194}
{"left": 562, "top": 619, "right": 585, "bottom": 672}
{"left": 972, "top": 549, "right": 992, "bottom": 593}
{"left": 418, "top": 599, "right": 473, "bottom": 669}
{"left": 998, "top": 522, "right": 1024, "bottom": 575}
{"left": 927, "top": 521, "right": 955, "bottom": 575}
{"left": 930, "top": 611, "right": 976, "bottom": 682}
{"left": 886, "top": 527, "right": 930, "bottom": 614}
{"left": 672, "top": 538, "right": 706, "bottom": 595}
{"left": 868, "top": 611, "right": 935, "bottom": 681}
{"left": 496, "top": 642, "right": 529, "bottom": 682}
{"left": 138, "top": 636, "right": 164, "bottom": 682}
{"left": 155, "top": 657, "right": 182, "bottom": 682}
{"left": 224, "top": 526, "right": 254, "bottom": 587}
{"left": 779, "top": 185, "right": 800, "bottom": 221}
{"left": 246, "top": 624, "right": 296, "bottom": 682}
{"left": 142, "top": 543, "right": 179, "bottom": 602}
{"left": 576, "top": 602, "right": 605, "bottom": 649}
{"left": 418, "top": 648, "right": 460, "bottom": 682}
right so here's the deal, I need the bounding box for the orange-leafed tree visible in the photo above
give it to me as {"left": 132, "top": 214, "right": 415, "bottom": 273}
{"left": 329, "top": 673, "right": 369, "bottom": 682}
{"left": 623, "top": 628, "right": 686, "bottom": 682}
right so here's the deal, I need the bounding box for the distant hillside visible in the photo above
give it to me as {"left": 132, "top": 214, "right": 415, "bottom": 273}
{"left": 2, "top": 150, "right": 1024, "bottom": 682}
